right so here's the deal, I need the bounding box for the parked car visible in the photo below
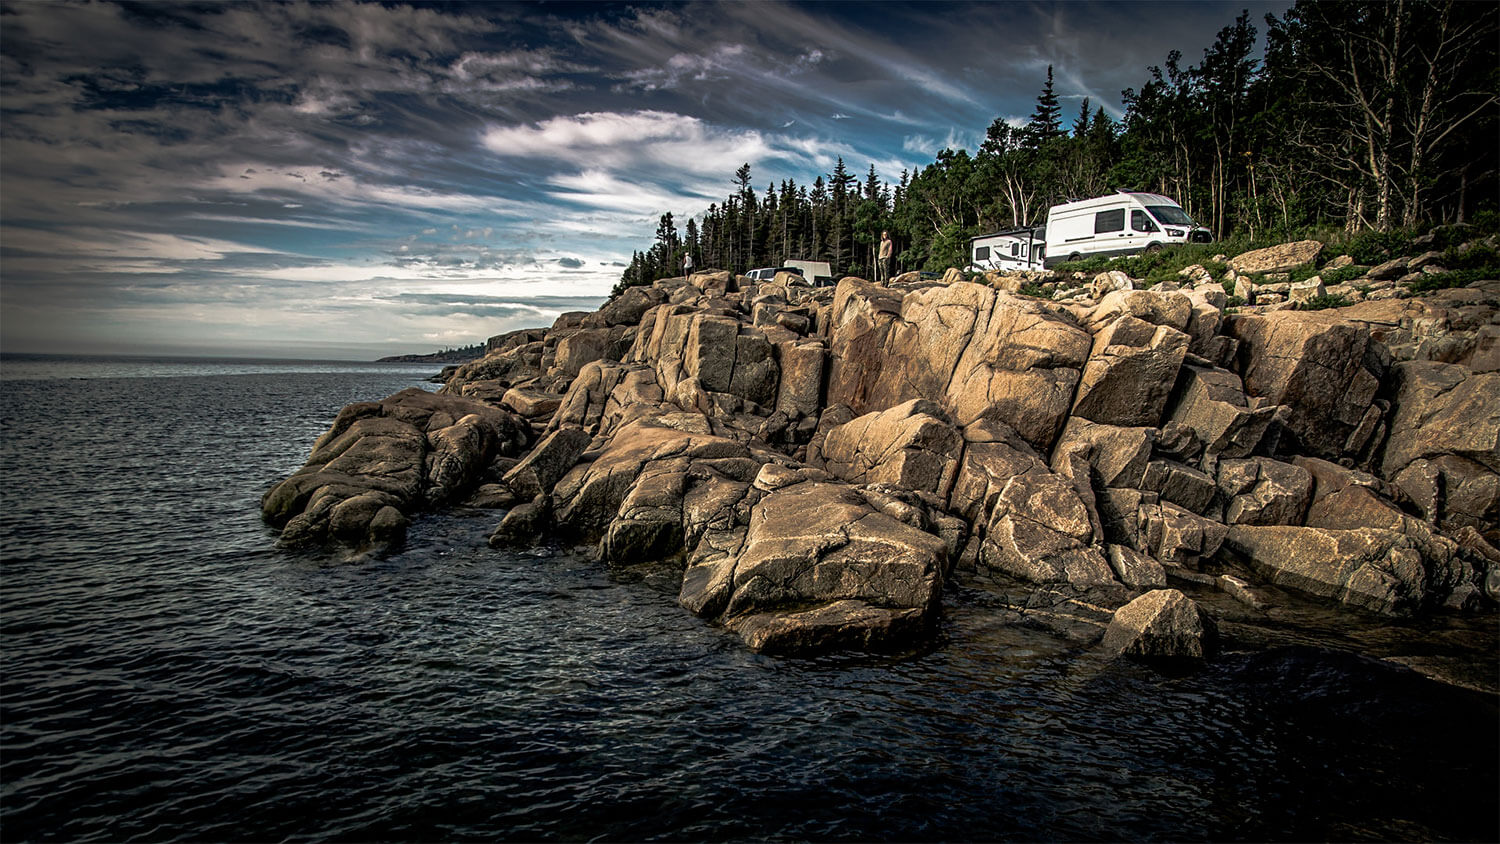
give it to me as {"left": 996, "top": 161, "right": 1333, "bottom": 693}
{"left": 743, "top": 266, "right": 804, "bottom": 282}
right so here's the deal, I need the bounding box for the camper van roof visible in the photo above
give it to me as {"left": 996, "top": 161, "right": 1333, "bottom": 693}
{"left": 1126, "top": 192, "right": 1178, "bottom": 205}
{"left": 969, "top": 226, "right": 1043, "bottom": 242}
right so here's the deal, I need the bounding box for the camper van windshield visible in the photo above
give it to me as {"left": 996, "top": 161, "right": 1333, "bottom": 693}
{"left": 1146, "top": 205, "right": 1194, "bottom": 227}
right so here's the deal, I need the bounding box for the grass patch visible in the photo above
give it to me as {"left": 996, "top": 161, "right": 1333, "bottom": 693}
{"left": 1017, "top": 283, "right": 1049, "bottom": 298}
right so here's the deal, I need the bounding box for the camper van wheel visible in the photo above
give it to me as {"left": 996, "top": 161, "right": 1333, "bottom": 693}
{"left": 1068, "top": 253, "right": 1082, "bottom": 263}
{"left": 1145, "top": 243, "right": 1164, "bottom": 254}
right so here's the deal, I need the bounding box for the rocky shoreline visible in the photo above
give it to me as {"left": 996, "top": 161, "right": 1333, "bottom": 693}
{"left": 263, "top": 236, "right": 1499, "bottom": 685}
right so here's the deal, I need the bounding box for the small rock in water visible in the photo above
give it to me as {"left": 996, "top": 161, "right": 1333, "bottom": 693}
{"left": 1101, "top": 588, "right": 1217, "bottom": 659}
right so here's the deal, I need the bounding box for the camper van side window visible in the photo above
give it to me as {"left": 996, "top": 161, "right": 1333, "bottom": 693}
{"left": 974, "top": 246, "right": 990, "bottom": 261}
{"left": 1131, "top": 210, "right": 1158, "bottom": 232}
{"left": 1011, "top": 243, "right": 1019, "bottom": 257}
{"left": 1095, "top": 209, "right": 1125, "bottom": 233}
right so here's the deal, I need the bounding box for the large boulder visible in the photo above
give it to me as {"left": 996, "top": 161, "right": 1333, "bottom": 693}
{"left": 816, "top": 399, "right": 963, "bottom": 496}
{"left": 1141, "top": 459, "right": 1217, "bottom": 514}
{"left": 1227, "top": 310, "right": 1386, "bottom": 460}
{"left": 1216, "top": 457, "right": 1314, "bottom": 526}
{"left": 501, "top": 426, "right": 592, "bottom": 500}
{"left": 439, "top": 340, "right": 544, "bottom": 395}
{"left": 826, "top": 281, "right": 1091, "bottom": 451}
{"left": 551, "top": 420, "right": 750, "bottom": 540}
{"left": 1142, "top": 501, "right": 1228, "bottom": 567}
{"left": 597, "top": 285, "right": 668, "bottom": 327}
{"left": 1224, "top": 526, "right": 1429, "bottom": 616}
{"left": 687, "top": 269, "right": 736, "bottom": 295}
{"left": 1084, "top": 289, "right": 1194, "bottom": 334}
{"left": 551, "top": 326, "right": 633, "bottom": 377}
{"left": 946, "top": 418, "right": 1116, "bottom": 588}
{"left": 1380, "top": 361, "right": 1500, "bottom": 478}
{"left": 979, "top": 468, "right": 1117, "bottom": 587}
{"left": 729, "top": 600, "right": 930, "bottom": 654}
{"left": 1227, "top": 240, "right": 1323, "bottom": 275}
{"left": 1101, "top": 589, "right": 1217, "bottom": 658}
{"left": 1070, "top": 315, "right": 1190, "bottom": 427}
{"left": 1050, "top": 417, "right": 1156, "bottom": 489}
{"left": 1391, "top": 456, "right": 1500, "bottom": 540}
{"left": 633, "top": 308, "right": 780, "bottom": 408}
{"left": 263, "top": 389, "right": 529, "bottom": 551}
{"left": 773, "top": 339, "right": 828, "bottom": 418}
{"left": 1165, "top": 365, "right": 1281, "bottom": 462}
{"left": 679, "top": 480, "right": 946, "bottom": 653}
{"left": 549, "top": 360, "right": 666, "bottom": 437}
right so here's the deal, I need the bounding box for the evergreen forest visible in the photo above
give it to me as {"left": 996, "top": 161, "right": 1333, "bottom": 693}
{"left": 615, "top": 0, "right": 1498, "bottom": 293}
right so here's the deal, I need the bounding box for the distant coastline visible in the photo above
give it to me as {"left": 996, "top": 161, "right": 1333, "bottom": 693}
{"left": 376, "top": 344, "right": 485, "bottom": 364}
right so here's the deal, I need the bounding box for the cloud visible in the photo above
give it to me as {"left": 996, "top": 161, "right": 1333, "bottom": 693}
{"left": 618, "top": 43, "right": 749, "bottom": 91}
{"left": 481, "top": 110, "right": 775, "bottom": 177}
{"left": 901, "top": 127, "right": 985, "bottom": 157}
{"left": 375, "top": 292, "right": 607, "bottom": 320}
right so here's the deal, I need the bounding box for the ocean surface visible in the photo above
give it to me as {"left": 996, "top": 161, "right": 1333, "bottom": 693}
{"left": 2, "top": 354, "right": 1496, "bottom": 842}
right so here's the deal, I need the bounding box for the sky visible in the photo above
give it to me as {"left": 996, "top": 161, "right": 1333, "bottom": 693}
{"left": 1, "top": 0, "right": 1290, "bottom": 360}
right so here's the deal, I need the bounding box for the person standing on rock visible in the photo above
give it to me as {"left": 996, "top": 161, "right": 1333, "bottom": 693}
{"left": 878, "top": 230, "right": 893, "bottom": 282}
{"left": 683, "top": 252, "right": 694, "bottom": 277}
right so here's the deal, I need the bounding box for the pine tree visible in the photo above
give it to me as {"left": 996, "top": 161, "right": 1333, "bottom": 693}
{"left": 1027, "top": 64, "right": 1064, "bottom": 143}
{"left": 1072, "top": 97, "right": 1092, "bottom": 138}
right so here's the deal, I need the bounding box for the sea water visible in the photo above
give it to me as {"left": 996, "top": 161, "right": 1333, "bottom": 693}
{"left": 2, "top": 355, "right": 1495, "bottom": 841}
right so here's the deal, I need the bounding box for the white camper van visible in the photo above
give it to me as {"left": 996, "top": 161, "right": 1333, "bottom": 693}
{"left": 1042, "top": 192, "right": 1211, "bottom": 268}
{"left": 968, "top": 226, "right": 1044, "bottom": 272}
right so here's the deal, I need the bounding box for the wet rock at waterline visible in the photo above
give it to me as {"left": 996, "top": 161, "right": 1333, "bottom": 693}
{"left": 262, "top": 388, "right": 530, "bottom": 553}
{"left": 1102, "top": 589, "right": 1217, "bottom": 659}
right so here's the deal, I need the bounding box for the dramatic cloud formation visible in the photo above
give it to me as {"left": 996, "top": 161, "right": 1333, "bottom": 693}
{"left": 0, "top": 0, "right": 1288, "bottom": 359}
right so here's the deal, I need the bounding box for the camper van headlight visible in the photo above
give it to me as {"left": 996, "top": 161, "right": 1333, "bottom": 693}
{"left": 1166, "top": 228, "right": 1184, "bottom": 238}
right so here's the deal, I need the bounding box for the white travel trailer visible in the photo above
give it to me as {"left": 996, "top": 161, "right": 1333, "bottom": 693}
{"left": 968, "top": 226, "right": 1044, "bottom": 272}
{"left": 1042, "top": 192, "right": 1212, "bottom": 267}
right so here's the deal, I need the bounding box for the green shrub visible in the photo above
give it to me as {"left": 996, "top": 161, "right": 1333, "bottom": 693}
{"left": 1336, "top": 229, "right": 1414, "bottom": 264}
{"left": 1321, "top": 264, "right": 1371, "bottom": 286}
{"left": 1017, "top": 283, "right": 1049, "bottom": 298}
{"left": 1407, "top": 268, "right": 1496, "bottom": 294}
{"left": 1444, "top": 242, "right": 1499, "bottom": 271}
{"left": 1225, "top": 295, "right": 1246, "bottom": 308}
{"left": 1299, "top": 293, "right": 1351, "bottom": 310}
{"left": 1288, "top": 264, "right": 1322, "bottom": 283}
